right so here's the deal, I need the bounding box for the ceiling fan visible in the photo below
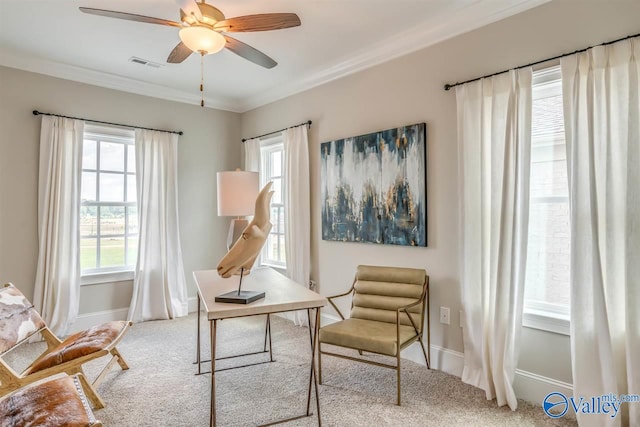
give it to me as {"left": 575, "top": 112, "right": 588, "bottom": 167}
{"left": 79, "top": 0, "right": 301, "bottom": 69}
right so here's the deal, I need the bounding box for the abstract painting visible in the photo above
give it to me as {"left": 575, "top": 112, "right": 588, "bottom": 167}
{"left": 321, "top": 123, "right": 427, "bottom": 246}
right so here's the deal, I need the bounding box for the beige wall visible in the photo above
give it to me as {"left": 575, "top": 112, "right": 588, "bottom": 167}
{"left": 240, "top": 0, "right": 640, "bottom": 384}
{"left": 0, "top": 66, "right": 241, "bottom": 313}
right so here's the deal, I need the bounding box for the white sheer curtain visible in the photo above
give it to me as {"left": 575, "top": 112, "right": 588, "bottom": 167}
{"left": 456, "top": 69, "right": 532, "bottom": 411}
{"left": 33, "top": 116, "right": 84, "bottom": 335}
{"left": 128, "top": 129, "right": 188, "bottom": 322}
{"left": 283, "top": 125, "right": 311, "bottom": 326}
{"left": 561, "top": 38, "right": 639, "bottom": 427}
{"left": 244, "top": 138, "right": 261, "bottom": 172}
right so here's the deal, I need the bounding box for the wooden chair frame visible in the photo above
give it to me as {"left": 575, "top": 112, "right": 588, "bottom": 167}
{"left": 318, "top": 273, "right": 430, "bottom": 405}
{"left": 0, "top": 283, "right": 132, "bottom": 409}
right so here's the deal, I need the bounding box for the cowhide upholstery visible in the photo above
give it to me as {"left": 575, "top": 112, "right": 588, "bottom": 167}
{"left": 0, "top": 284, "right": 46, "bottom": 355}
{"left": 25, "top": 321, "right": 128, "bottom": 374}
{"left": 0, "top": 375, "right": 100, "bottom": 427}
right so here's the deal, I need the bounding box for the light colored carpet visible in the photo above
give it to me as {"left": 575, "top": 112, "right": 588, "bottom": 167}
{"left": 5, "top": 314, "right": 576, "bottom": 427}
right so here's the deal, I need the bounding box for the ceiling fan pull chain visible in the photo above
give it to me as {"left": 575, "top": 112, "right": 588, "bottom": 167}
{"left": 200, "top": 52, "right": 205, "bottom": 107}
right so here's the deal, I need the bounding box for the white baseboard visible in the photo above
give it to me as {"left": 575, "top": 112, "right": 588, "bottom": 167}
{"left": 319, "top": 313, "right": 573, "bottom": 407}
{"left": 71, "top": 307, "right": 129, "bottom": 333}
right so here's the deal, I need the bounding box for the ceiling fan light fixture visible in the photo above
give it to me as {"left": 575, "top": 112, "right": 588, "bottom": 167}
{"left": 179, "top": 26, "right": 225, "bottom": 54}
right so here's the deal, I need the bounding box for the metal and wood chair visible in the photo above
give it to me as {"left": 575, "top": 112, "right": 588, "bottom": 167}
{"left": 0, "top": 283, "right": 132, "bottom": 409}
{"left": 0, "top": 374, "right": 102, "bottom": 426}
{"left": 318, "top": 265, "right": 430, "bottom": 405}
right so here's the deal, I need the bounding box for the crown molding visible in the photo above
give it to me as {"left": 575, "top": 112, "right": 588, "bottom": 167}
{"left": 0, "top": 46, "right": 244, "bottom": 113}
{"left": 0, "top": 0, "right": 549, "bottom": 114}
{"left": 238, "top": 0, "right": 551, "bottom": 112}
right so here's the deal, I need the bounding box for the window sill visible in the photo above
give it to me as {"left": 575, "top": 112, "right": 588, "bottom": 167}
{"left": 523, "top": 308, "right": 570, "bottom": 336}
{"left": 81, "top": 270, "right": 134, "bottom": 286}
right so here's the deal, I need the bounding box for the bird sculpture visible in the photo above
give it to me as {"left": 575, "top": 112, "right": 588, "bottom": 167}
{"left": 217, "top": 181, "right": 273, "bottom": 278}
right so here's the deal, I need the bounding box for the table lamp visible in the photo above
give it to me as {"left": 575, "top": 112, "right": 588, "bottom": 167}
{"left": 216, "top": 170, "right": 260, "bottom": 250}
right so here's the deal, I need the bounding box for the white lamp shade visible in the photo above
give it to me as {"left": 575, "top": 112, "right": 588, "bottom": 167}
{"left": 217, "top": 171, "right": 260, "bottom": 216}
{"left": 179, "top": 26, "right": 226, "bottom": 54}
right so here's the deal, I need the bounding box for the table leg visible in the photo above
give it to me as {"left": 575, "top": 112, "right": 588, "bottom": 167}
{"left": 210, "top": 319, "right": 217, "bottom": 427}
{"left": 305, "top": 308, "right": 322, "bottom": 426}
{"left": 196, "top": 295, "right": 201, "bottom": 374}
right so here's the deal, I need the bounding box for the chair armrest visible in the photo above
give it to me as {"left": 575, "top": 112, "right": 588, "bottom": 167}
{"left": 325, "top": 277, "right": 357, "bottom": 321}
{"left": 396, "top": 293, "right": 426, "bottom": 335}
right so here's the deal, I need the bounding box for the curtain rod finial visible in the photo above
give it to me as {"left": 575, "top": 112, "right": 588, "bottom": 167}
{"left": 33, "top": 110, "right": 40, "bottom": 116}
{"left": 444, "top": 84, "right": 452, "bottom": 91}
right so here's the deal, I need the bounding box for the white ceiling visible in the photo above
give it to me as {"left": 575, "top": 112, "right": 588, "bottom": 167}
{"left": 0, "top": 0, "right": 548, "bottom": 112}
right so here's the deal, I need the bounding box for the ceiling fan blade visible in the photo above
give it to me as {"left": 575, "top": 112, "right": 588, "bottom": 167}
{"left": 176, "top": 0, "right": 202, "bottom": 21}
{"left": 224, "top": 36, "right": 277, "bottom": 69}
{"left": 167, "top": 42, "right": 193, "bottom": 64}
{"left": 79, "top": 7, "right": 183, "bottom": 27}
{"left": 215, "top": 13, "right": 301, "bottom": 32}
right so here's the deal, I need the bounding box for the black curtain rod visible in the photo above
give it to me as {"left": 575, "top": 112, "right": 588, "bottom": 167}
{"left": 242, "top": 120, "right": 312, "bottom": 142}
{"left": 32, "top": 110, "right": 184, "bottom": 135}
{"left": 444, "top": 32, "right": 640, "bottom": 91}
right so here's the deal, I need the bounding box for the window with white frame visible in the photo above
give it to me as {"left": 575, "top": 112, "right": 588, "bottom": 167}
{"left": 523, "top": 66, "right": 571, "bottom": 334}
{"left": 80, "top": 125, "right": 138, "bottom": 275}
{"left": 259, "top": 135, "right": 286, "bottom": 268}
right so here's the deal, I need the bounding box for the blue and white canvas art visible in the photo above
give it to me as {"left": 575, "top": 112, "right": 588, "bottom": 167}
{"left": 321, "top": 123, "right": 427, "bottom": 246}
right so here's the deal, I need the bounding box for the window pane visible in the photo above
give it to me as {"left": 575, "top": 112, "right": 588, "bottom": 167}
{"left": 80, "top": 206, "right": 97, "bottom": 237}
{"left": 100, "top": 206, "right": 125, "bottom": 235}
{"left": 271, "top": 178, "right": 282, "bottom": 204}
{"left": 80, "top": 238, "right": 97, "bottom": 270}
{"left": 83, "top": 139, "right": 97, "bottom": 170}
{"left": 128, "top": 206, "right": 138, "bottom": 234}
{"left": 100, "top": 141, "right": 125, "bottom": 172}
{"left": 81, "top": 172, "right": 97, "bottom": 202}
{"left": 127, "top": 145, "right": 136, "bottom": 173}
{"left": 277, "top": 234, "right": 286, "bottom": 264}
{"left": 100, "top": 173, "right": 125, "bottom": 202}
{"left": 525, "top": 68, "right": 570, "bottom": 310}
{"left": 100, "top": 237, "right": 125, "bottom": 267}
{"left": 271, "top": 150, "right": 282, "bottom": 177}
{"left": 126, "top": 175, "right": 137, "bottom": 203}
{"left": 525, "top": 201, "right": 571, "bottom": 306}
{"left": 127, "top": 236, "right": 138, "bottom": 266}
{"left": 266, "top": 234, "right": 277, "bottom": 262}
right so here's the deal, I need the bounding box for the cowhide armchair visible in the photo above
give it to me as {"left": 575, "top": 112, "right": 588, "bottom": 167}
{"left": 0, "top": 283, "right": 132, "bottom": 409}
{"left": 0, "top": 374, "right": 102, "bottom": 426}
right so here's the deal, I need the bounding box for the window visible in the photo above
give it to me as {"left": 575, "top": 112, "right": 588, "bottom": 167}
{"left": 259, "top": 135, "right": 286, "bottom": 268}
{"left": 80, "top": 125, "right": 138, "bottom": 277}
{"left": 523, "top": 66, "right": 571, "bottom": 334}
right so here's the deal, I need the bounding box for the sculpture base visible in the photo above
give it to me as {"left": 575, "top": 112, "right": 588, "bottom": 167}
{"left": 215, "top": 290, "right": 265, "bottom": 304}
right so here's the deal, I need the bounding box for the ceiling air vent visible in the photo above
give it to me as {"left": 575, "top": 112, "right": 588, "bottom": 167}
{"left": 128, "top": 57, "right": 163, "bottom": 69}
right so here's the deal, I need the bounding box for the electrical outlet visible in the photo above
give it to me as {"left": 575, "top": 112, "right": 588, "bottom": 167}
{"left": 440, "top": 306, "right": 450, "bottom": 325}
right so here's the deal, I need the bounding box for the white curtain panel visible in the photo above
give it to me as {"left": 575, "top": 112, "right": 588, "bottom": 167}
{"left": 244, "top": 137, "right": 261, "bottom": 172}
{"left": 283, "top": 125, "right": 311, "bottom": 326}
{"left": 561, "top": 38, "right": 639, "bottom": 427}
{"left": 456, "top": 69, "right": 532, "bottom": 411}
{"left": 128, "top": 129, "right": 188, "bottom": 322}
{"left": 33, "top": 116, "right": 84, "bottom": 336}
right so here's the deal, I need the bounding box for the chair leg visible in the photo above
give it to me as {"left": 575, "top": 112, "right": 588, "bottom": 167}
{"left": 396, "top": 350, "right": 401, "bottom": 406}
{"left": 72, "top": 368, "right": 105, "bottom": 410}
{"left": 318, "top": 342, "right": 323, "bottom": 384}
{"left": 111, "top": 347, "right": 130, "bottom": 370}
{"left": 418, "top": 336, "right": 430, "bottom": 369}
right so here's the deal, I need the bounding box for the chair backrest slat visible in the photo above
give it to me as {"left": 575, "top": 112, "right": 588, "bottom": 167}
{"left": 350, "top": 265, "right": 427, "bottom": 330}
{"left": 0, "top": 284, "right": 46, "bottom": 354}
